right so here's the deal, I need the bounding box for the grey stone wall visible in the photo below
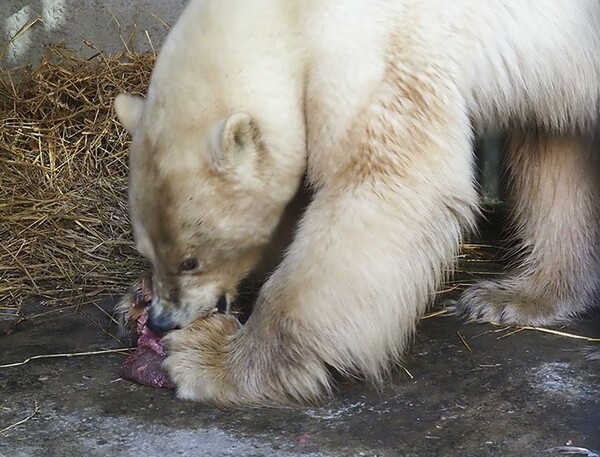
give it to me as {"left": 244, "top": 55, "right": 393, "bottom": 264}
{"left": 1, "top": 0, "right": 188, "bottom": 68}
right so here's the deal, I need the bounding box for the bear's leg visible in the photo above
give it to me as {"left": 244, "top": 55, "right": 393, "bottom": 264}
{"left": 163, "top": 184, "right": 474, "bottom": 406}
{"left": 162, "top": 84, "right": 480, "bottom": 405}
{"left": 458, "top": 131, "right": 600, "bottom": 325}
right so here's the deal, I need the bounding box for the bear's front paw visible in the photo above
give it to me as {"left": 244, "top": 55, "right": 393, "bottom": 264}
{"left": 162, "top": 313, "right": 242, "bottom": 403}
{"left": 455, "top": 279, "right": 565, "bottom": 326}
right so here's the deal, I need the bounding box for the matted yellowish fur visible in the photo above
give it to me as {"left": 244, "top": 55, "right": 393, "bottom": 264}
{"left": 115, "top": 0, "right": 600, "bottom": 406}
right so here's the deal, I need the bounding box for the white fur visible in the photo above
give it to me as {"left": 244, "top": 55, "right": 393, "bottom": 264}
{"left": 116, "top": 0, "right": 600, "bottom": 405}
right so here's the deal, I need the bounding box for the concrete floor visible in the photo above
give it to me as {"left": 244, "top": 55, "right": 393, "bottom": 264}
{"left": 1, "top": 252, "right": 599, "bottom": 457}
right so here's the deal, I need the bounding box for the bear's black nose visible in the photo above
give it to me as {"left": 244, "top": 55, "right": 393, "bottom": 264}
{"left": 147, "top": 306, "right": 177, "bottom": 335}
{"left": 216, "top": 295, "right": 228, "bottom": 314}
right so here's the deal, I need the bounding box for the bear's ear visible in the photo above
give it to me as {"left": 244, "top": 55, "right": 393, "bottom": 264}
{"left": 209, "top": 113, "right": 262, "bottom": 171}
{"left": 114, "top": 93, "right": 145, "bottom": 134}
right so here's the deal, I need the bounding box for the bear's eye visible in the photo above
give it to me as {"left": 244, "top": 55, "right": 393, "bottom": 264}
{"left": 179, "top": 258, "right": 199, "bottom": 272}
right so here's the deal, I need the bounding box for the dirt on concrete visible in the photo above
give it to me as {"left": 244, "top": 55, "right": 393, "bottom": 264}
{"left": 1, "top": 285, "right": 598, "bottom": 457}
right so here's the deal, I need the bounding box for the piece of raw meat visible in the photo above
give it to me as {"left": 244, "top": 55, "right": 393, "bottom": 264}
{"left": 118, "top": 275, "right": 175, "bottom": 389}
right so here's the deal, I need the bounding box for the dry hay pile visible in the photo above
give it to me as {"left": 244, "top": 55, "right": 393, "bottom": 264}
{"left": 0, "top": 46, "right": 154, "bottom": 313}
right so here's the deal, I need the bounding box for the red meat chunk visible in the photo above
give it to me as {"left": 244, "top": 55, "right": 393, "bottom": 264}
{"left": 119, "top": 308, "right": 175, "bottom": 390}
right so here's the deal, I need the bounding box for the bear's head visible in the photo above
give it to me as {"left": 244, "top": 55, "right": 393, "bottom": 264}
{"left": 115, "top": 93, "right": 297, "bottom": 333}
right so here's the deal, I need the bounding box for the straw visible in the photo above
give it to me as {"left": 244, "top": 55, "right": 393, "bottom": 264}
{"left": 0, "top": 45, "right": 153, "bottom": 313}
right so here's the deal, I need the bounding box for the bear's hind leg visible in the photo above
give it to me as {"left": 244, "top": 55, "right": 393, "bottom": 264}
{"left": 458, "top": 131, "right": 600, "bottom": 325}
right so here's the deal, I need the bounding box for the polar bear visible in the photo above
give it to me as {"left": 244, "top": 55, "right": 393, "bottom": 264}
{"left": 114, "top": 0, "right": 600, "bottom": 406}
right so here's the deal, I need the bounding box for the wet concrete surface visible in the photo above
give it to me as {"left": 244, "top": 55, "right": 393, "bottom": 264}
{"left": 1, "top": 260, "right": 599, "bottom": 456}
